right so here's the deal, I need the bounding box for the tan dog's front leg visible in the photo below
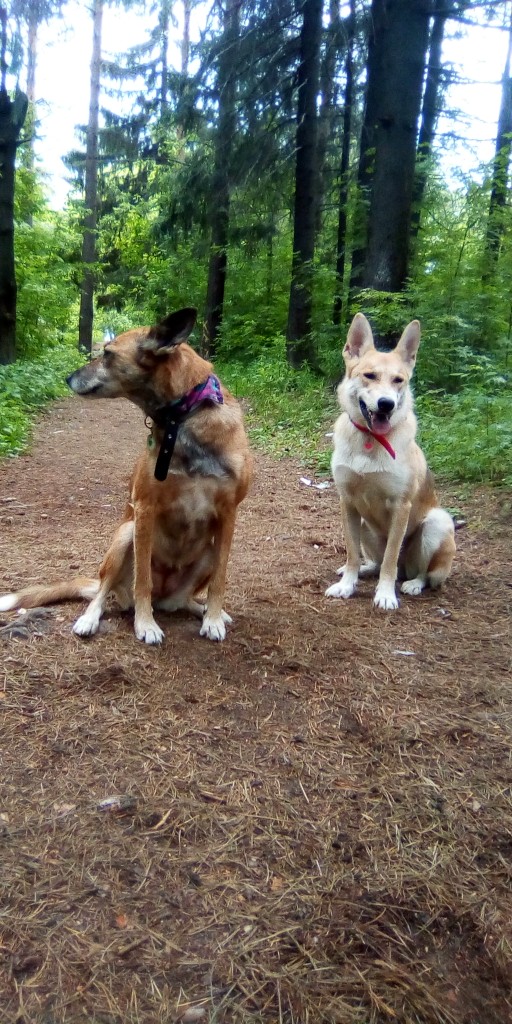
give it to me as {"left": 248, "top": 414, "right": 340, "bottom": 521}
{"left": 200, "top": 507, "right": 237, "bottom": 641}
{"left": 325, "top": 499, "right": 361, "bottom": 599}
{"left": 133, "top": 501, "right": 163, "bottom": 644}
{"left": 374, "top": 501, "right": 411, "bottom": 610}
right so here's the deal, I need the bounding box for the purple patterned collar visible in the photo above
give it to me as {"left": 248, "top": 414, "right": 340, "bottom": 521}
{"left": 152, "top": 374, "right": 224, "bottom": 482}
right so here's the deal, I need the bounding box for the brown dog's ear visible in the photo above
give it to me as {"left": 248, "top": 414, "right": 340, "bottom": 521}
{"left": 343, "top": 312, "right": 375, "bottom": 364}
{"left": 395, "top": 320, "right": 421, "bottom": 368}
{"left": 143, "top": 307, "right": 197, "bottom": 352}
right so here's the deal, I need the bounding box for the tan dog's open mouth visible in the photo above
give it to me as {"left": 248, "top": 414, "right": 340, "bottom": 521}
{"left": 359, "top": 399, "right": 392, "bottom": 435}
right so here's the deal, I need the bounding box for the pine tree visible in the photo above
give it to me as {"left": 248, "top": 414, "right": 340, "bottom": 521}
{"left": 78, "top": 0, "right": 103, "bottom": 354}
{"left": 285, "top": 0, "right": 323, "bottom": 369}
{"left": 350, "top": 0, "right": 431, "bottom": 319}
{"left": 482, "top": 5, "right": 512, "bottom": 282}
{"left": 203, "top": 0, "right": 242, "bottom": 357}
{"left": 0, "top": 5, "right": 27, "bottom": 364}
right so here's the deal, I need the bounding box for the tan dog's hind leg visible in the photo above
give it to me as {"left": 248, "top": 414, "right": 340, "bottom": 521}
{"left": 200, "top": 507, "right": 237, "bottom": 641}
{"left": 73, "top": 521, "right": 134, "bottom": 637}
{"left": 326, "top": 500, "right": 362, "bottom": 599}
{"left": 402, "top": 508, "right": 455, "bottom": 596}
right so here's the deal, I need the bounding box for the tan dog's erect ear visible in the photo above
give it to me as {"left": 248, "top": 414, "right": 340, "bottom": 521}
{"left": 343, "top": 312, "right": 375, "bottom": 364}
{"left": 143, "top": 307, "right": 197, "bottom": 353}
{"left": 395, "top": 319, "right": 421, "bottom": 368}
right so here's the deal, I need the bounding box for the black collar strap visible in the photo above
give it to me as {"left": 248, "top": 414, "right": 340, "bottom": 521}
{"left": 152, "top": 374, "right": 223, "bottom": 482}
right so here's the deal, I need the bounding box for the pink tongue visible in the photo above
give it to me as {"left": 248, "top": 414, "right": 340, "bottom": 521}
{"left": 371, "top": 416, "right": 392, "bottom": 436}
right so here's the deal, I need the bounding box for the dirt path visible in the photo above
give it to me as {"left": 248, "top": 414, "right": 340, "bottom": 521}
{"left": 0, "top": 397, "right": 511, "bottom": 1024}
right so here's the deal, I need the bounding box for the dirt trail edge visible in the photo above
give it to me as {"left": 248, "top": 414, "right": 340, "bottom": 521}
{"left": 0, "top": 396, "right": 511, "bottom": 1024}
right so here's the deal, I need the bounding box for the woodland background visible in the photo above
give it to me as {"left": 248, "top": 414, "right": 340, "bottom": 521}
{"left": 0, "top": 0, "right": 510, "bottom": 486}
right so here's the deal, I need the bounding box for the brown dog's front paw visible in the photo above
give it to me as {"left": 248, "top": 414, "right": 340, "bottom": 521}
{"left": 135, "top": 618, "right": 165, "bottom": 644}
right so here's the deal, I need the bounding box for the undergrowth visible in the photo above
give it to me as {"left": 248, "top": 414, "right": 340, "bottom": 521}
{"left": 216, "top": 352, "right": 337, "bottom": 473}
{"left": 217, "top": 348, "right": 512, "bottom": 486}
{"left": 0, "top": 344, "right": 82, "bottom": 458}
{"left": 1, "top": 338, "right": 510, "bottom": 488}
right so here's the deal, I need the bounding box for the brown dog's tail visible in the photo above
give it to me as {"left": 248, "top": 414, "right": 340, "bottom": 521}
{"left": 0, "top": 577, "right": 99, "bottom": 612}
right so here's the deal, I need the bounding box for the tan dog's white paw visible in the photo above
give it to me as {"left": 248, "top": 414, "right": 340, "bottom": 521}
{"left": 374, "top": 584, "right": 399, "bottom": 610}
{"left": 325, "top": 578, "right": 357, "bottom": 599}
{"left": 401, "top": 578, "right": 425, "bottom": 596}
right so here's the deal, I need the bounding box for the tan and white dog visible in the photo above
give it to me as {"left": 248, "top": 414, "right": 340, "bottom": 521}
{"left": 0, "top": 307, "right": 253, "bottom": 643}
{"left": 326, "top": 313, "right": 455, "bottom": 610}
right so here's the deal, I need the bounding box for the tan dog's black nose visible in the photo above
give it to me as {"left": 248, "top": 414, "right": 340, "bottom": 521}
{"left": 378, "top": 397, "right": 395, "bottom": 415}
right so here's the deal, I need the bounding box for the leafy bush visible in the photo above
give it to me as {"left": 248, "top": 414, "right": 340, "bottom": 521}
{"left": 216, "top": 339, "right": 336, "bottom": 472}
{"left": 0, "top": 345, "right": 82, "bottom": 458}
{"left": 417, "top": 388, "right": 512, "bottom": 486}
{"left": 15, "top": 170, "right": 77, "bottom": 360}
{"left": 217, "top": 331, "right": 511, "bottom": 486}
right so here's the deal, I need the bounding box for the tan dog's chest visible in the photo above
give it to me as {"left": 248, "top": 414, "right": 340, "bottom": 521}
{"left": 340, "top": 466, "right": 415, "bottom": 538}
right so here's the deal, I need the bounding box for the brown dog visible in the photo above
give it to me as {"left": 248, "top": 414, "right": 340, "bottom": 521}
{"left": 0, "top": 307, "right": 253, "bottom": 643}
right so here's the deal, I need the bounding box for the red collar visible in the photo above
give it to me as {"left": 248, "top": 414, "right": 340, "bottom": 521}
{"left": 350, "top": 419, "right": 396, "bottom": 459}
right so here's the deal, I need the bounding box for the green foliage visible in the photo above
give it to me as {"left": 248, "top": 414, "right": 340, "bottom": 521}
{"left": 216, "top": 338, "right": 336, "bottom": 472}
{"left": 417, "top": 388, "right": 512, "bottom": 486}
{"left": 0, "top": 344, "right": 82, "bottom": 458}
{"left": 217, "top": 332, "right": 511, "bottom": 487}
{"left": 14, "top": 168, "right": 77, "bottom": 359}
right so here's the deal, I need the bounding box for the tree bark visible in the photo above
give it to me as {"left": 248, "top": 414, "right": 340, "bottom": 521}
{"left": 333, "top": 0, "right": 356, "bottom": 326}
{"left": 285, "top": 0, "right": 323, "bottom": 370}
{"left": 482, "top": 7, "right": 512, "bottom": 282}
{"left": 0, "top": 88, "right": 28, "bottom": 365}
{"left": 181, "top": 0, "right": 191, "bottom": 77}
{"left": 410, "top": 0, "right": 450, "bottom": 239}
{"left": 26, "top": 9, "right": 37, "bottom": 101}
{"left": 350, "top": 0, "right": 430, "bottom": 299}
{"left": 78, "top": 0, "right": 103, "bottom": 355}
{"left": 316, "top": 0, "right": 340, "bottom": 236}
{"left": 0, "top": 6, "right": 28, "bottom": 364}
{"left": 159, "top": 0, "right": 170, "bottom": 113}
{"left": 203, "top": 0, "right": 240, "bottom": 357}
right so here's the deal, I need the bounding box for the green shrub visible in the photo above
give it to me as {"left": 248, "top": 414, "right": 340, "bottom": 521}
{"left": 0, "top": 345, "right": 83, "bottom": 458}
{"left": 216, "top": 339, "right": 337, "bottom": 472}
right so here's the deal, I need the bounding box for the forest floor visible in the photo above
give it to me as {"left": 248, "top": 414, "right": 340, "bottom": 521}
{"left": 0, "top": 395, "right": 511, "bottom": 1024}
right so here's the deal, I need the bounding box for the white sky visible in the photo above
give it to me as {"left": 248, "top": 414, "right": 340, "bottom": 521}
{"left": 31, "top": 0, "right": 511, "bottom": 207}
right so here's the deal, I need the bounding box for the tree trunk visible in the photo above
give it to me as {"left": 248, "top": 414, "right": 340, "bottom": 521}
{"left": 0, "top": 7, "right": 28, "bottom": 364}
{"left": 316, "top": 0, "right": 340, "bottom": 236}
{"left": 78, "top": 0, "right": 103, "bottom": 355}
{"left": 160, "top": 0, "right": 170, "bottom": 113}
{"left": 332, "top": 0, "right": 356, "bottom": 327}
{"left": 482, "top": 8, "right": 512, "bottom": 282}
{"left": 285, "top": 0, "right": 323, "bottom": 370}
{"left": 203, "top": 0, "right": 240, "bottom": 358}
{"left": 410, "top": 0, "right": 450, "bottom": 239}
{"left": 350, "top": 0, "right": 430, "bottom": 300}
{"left": 26, "top": 9, "right": 37, "bottom": 102}
{"left": 181, "top": 0, "right": 191, "bottom": 76}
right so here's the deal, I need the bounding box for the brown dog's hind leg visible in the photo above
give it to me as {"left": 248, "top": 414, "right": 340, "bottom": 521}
{"left": 155, "top": 548, "right": 214, "bottom": 619}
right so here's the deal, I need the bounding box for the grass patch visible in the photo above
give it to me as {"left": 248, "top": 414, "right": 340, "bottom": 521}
{"left": 218, "top": 353, "right": 511, "bottom": 486}
{"left": 417, "top": 389, "right": 512, "bottom": 486}
{"left": 0, "top": 344, "right": 83, "bottom": 458}
{"left": 216, "top": 354, "right": 337, "bottom": 475}
{"left": 2, "top": 342, "right": 509, "bottom": 488}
